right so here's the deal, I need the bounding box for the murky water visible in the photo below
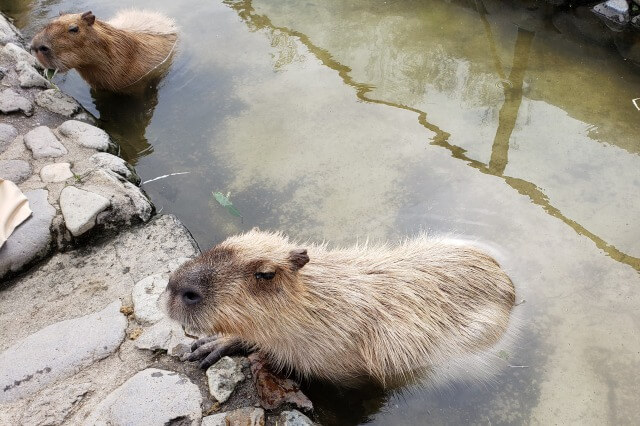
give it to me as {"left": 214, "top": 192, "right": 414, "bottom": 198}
{"left": 5, "top": 0, "right": 640, "bottom": 423}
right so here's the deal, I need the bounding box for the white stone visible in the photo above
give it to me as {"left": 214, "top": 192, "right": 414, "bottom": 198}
{"left": 0, "top": 14, "right": 21, "bottom": 45}
{"left": 83, "top": 368, "right": 202, "bottom": 426}
{"left": 0, "top": 123, "right": 18, "bottom": 153}
{"left": 59, "top": 186, "right": 110, "bottom": 236}
{"left": 0, "top": 301, "right": 126, "bottom": 402}
{"left": 24, "top": 126, "right": 67, "bottom": 159}
{"left": 36, "top": 89, "right": 81, "bottom": 117}
{"left": 202, "top": 413, "right": 228, "bottom": 426}
{"left": 58, "top": 120, "right": 111, "bottom": 151}
{"left": 0, "top": 159, "right": 31, "bottom": 183}
{"left": 16, "top": 61, "right": 51, "bottom": 89}
{"left": 134, "top": 318, "right": 194, "bottom": 356}
{"left": 206, "top": 356, "right": 246, "bottom": 403}
{"left": 22, "top": 382, "right": 92, "bottom": 426}
{"left": 132, "top": 273, "right": 169, "bottom": 324}
{"left": 90, "top": 152, "right": 139, "bottom": 184}
{"left": 279, "top": 410, "right": 315, "bottom": 426}
{"left": 0, "top": 88, "right": 33, "bottom": 116}
{"left": 40, "top": 162, "right": 73, "bottom": 182}
{"left": 1, "top": 43, "right": 38, "bottom": 68}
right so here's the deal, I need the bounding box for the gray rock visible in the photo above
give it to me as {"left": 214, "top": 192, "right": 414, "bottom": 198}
{"left": 593, "top": 0, "right": 629, "bottom": 27}
{"left": 0, "top": 189, "right": 54, "bottom": 278}
{"left": 58, "top": 120, "right": 111, "bottom": 151}
{"left": 225, "top": 408, "right": 265, "bottom": 426}
{"left": 0, "top": 159, "right": 31, "bottom": 183}
{"left": 134, "top": 318, "right": 194, "bottom": 356}
{"left": 24, "top": 126, "right": 68, "bottom": 159}
{"left": 0, "top": 300, "right": 126, "bottom": 402}
{"left": 83, "top": 368, "right": 202, "bottom": 426}
{"left": 202, "top": 413, "right": 228, "bottom": 426}
{"left": 132, "top": 273, "right": 169, "bottom": 324}
{"left": 16, "top": 61, "right": 51, "bottom": 89}
{"left": 36, "top": 89, "right": 81, "bottom": 117}
{"left": 0, "top": 88, "right": 33, "bottom": 116}
{"left": 1, "top": 43, "right": 38, "bottom": 68}
{"left": 90, "top": 152, "right": 140, "bottom": 184}
{"left": 22, "top": 382, "right": 92, "bottom": 426}
{"left": 0, "top": 123, "right": 18, "bottom": 153}
{"left": 0, "top": 14, "right": 22, "bottom": 45}
{"left": 40, "top": 162, "right": 73, "bottom": 183}
{"left": 206, "top": 356, "right": 246, "bottom": 403}
{"left": 59, "top": 186, "right": 111, "bottom": 236}
{"left": 279, "top": 410, "right": 315, "bottom": 426}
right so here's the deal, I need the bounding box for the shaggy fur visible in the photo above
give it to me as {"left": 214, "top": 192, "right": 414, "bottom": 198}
{"left": 164, "top": 230, "right": 516, "bottom": 386}
{"left": 31, "top": 9, "right": 177, "bottom": 92}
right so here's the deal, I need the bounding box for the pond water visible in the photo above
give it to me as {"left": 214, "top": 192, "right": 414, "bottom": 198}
{"left": 5, "top": 0, "right": 640, "bottom": 424}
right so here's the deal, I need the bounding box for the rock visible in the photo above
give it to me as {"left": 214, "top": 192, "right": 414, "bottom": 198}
{"left": 0, "top": 189, "right": 55, "bottom": 278}
{"left": 0, "top": 15, "right": 22, "bottom": 45}
{"left": 132, "top": 273, "right": 169, "bottom": 324}
{"left": 206, "top": 356, "right": 246, "bottom": 403}
{"left": 278, "top": 410, "right": 315, "bottom": 426}
{"left": 83, "top": 368, "right": 202, "bottom": 426}
{"left": 593, "top": 0, "right": 629, "bottom": 28}
{"left": 249, "top": 353, "right": 313, "bottom": 411}
{"left": 0, "top": 88, "right": 33, "bottom": 116}
{"left": 58, "top": 120, "right": 111, "bottom": 151}
{"left": 134, "top": 318, "right": 194, "bottom": 356}
{"left": 1, "top": 43, "right": 38, "bottom": 68}
{"left": 225, "top": 407, "right": 265, "bottom": 426}
{"left": 16, "top": 61, "right": 51, "bottom": 89}
{"left": 59, "top": 186, "right": 111, "bottom": 236}
{"left": 35, "top": 89, "right": 81, "bottom": 117}
{"left": 90, "top": 153, "right": 141, "bottom": 184}
{"left": 0, "top": 300, "right": 126, "bottom": 402}
{"left": 202, "top": 413, "right": 229, "bottom": 426}
{"left": 24, "top": 126, "right": 68, "bottom": 159}
{"left": 40, "top": 162, "right": 74, "bottom": 183}
{"left": 0, "top": 123, "right": 18, "bottom": 153}
{"left": 632, "top": 15, "right": 640, "bottom": 30}
{"left": 22, "top": 382, "right": 92, "bottom": 426}
{"left": 0, "top": 159, "right": 31, "bottom": 183}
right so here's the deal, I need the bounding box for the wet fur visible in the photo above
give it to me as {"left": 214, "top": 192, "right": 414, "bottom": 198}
{"left": 31, "top": 10, "right": 177, "bottom": 92}
{"left": 165, "top": 230, "right": 516, "bottom": 386}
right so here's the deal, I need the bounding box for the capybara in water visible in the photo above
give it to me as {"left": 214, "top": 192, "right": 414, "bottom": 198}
{"left": 31, "top": 9, "right": 177, "bottom": 92}
{"left": 162, "top": 229, "right": 516, "bottom": 385}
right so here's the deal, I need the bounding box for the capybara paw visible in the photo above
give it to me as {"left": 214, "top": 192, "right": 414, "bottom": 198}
{"left": 181, "top": 335, "right": 245, "bottom": 369}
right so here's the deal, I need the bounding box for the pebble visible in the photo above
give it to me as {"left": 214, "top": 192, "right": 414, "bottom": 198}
{"left": 40, "top": 162, "right": 73, "bottom": 182}
{"left": 0, "top": 159, "right": 31, "bottom": 183}
{"left": 206, "top": 356, "right": 246, "bottom": 403}
{"left": 278, "top": 410, "right": 315, "bottom": 426}
{"left": 15, "top": 61, "right": 51, "bottom": 89}
{"left": 132, "top": 273, "right": 169, "bottom": 324}
{"left": 0, "top": 189, "right": 54, "bottom": 277}
{"left": 1, "top": 43, "right": 39, "bottom": 68}
{"left": 90, "top": 152, "right": 141, "bottom": 184}
{"left": 59, "top": 186, "right": 111, "bottom": 236}
{"left": 24, "top": 126, "right": 68, "bottom": 159}
{"left": 58, "top": 120, "right": 111, "bottom": 151}
{"left": 0, "top": 123, "right": 18, "bottom": 153}
{"left": 249, "top": 353, "right": 313, "bottom": 411}
{"left": 0, "top": 88, "right": 33, "bottom": 116}
{"left": 0, "top": 300, "right": 126, "bottom": 403}
{"left": 83, "top": 368, "right": 202, "bottom": 426}
{"left": 134, "top": 318, "right": 194, "bottom": 356}
{"left": 36, "top": 89, "right": 81, "bottom": 117}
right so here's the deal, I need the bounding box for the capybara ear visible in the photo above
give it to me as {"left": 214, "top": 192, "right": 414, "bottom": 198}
{"left": 81, "top": 11, "right": 95, "bottom": 26}
{"left": 289, "top": 249, "right": 309, "bottom": 271}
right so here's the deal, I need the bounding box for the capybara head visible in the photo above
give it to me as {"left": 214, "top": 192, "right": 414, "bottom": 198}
{"left": 163, "top": 230, "right": 309, "bottom": 334}
{"left": 31, "top": 11, "right": 99, "bottom": 71}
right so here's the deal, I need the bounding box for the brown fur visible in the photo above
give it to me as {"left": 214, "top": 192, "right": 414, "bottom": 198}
{"left": 164, "top": 230, "right": 516, "bottom": 385}
{"left": 31, "top": 10, "right": 177, "bottom": 92}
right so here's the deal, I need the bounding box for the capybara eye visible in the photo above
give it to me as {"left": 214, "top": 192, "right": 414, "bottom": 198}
{"left": 181, "top": 290, "right": 202, "bottom": 305}
{"left": 255, "top": 272, "right": 275, "bottom": 280}
{"left": 68, "top": 24, "right": 79, "bottom": 33}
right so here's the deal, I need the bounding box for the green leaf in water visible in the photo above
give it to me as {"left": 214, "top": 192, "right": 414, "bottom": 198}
{"left": 213, "top": 191, "right": 243, "bottom": 219}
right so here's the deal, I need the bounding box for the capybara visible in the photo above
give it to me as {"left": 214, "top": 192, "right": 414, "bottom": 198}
{"left": 31, "top": 9, "right": 177, "bottom": 92}
{"left": 162, "top": 229, "right": 516, "bottom": 385}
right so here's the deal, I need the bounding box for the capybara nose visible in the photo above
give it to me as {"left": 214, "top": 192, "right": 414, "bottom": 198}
{"left": 32, "top": 44, "right": 50, "bottom": 53}
{"left": 181, "top": 289, "right": 202, "bottom": 306}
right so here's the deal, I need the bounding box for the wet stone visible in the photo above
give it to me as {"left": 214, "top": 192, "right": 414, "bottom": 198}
{"left": 0, "top": 88, "right": 33, "bottom": 116}
{"left": 249, "top": 353, "right": 313, "bottom": 411}
{"left": 16, "top": 61, "right": 51, "bottom": 89}
{"left": 0, "top": 123, "right": 18, "bottom": 153}
{"left": 0, "top": 159, "right": 31, "bottom": 183}
{"left": 24, "top": 126, "right": 67, "bottom": 159}
{"left": 593, "top": 0, "right": 629, "bottom": 26}
{"left": 278, "top": 410, "right": 315, "bottom": 426}
{"left": 132, "top": 273, "right": 169, "bottom": 324}
{"left": 1, "top": 43, "right": 38, "bottom": 68}
{"left": 0, "top": 189, "right": 54, "bottom": 278}
{"left": 225, "top": 407, "right": 265, "bottom": 426}
{"left": 83, "top": 368, "right": 202, "bottom": 426}
{"left": 36, "top": 89, "right": 81, "bottom": 117}
{"left": 58, "top": 120, "right": 111, "bottom": 151}
{"left": 90, "top": 152, "right": 141, "bottom": 184}
{"left": 59, "top": 186, "right": 111, "bottom": 236}
{"left": 0, "top": 301, "right": 126, "bottom": 403}
{"left": 206, "top": 356, "right": 246, "bottom": 403}
{"left": 40, "top": 162, "right": 73, "bottom": 183}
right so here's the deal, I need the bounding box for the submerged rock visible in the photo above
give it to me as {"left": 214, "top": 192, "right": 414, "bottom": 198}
{"left": 206, "top": 356, "right": 246, "bottom": 403}
{"left": 59, "top": 186, "right": 111, "bottom": 236}
{"left": 0, "top": 88, "right": 33, "bottom": 116}
{"left": 36, "top": 89, "right": 81, "bottom": 117}
{"left": 24, "top": 126, "right": 67, "bottom": 159}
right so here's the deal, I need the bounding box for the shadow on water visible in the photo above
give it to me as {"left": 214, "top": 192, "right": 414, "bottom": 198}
{"left": 225, "top": 0, "right": 640, "bottom": 272}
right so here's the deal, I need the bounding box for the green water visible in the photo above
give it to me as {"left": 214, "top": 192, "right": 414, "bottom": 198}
{"left": 6, "top": 0, "right": 640, "bottom": 424}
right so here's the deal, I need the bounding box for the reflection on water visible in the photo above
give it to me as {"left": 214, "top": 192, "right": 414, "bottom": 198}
{"left": 5, "top": 0, "right": 640, "bottom": 424}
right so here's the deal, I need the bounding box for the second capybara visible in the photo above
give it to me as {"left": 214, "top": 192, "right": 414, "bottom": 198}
{"left": 31, "top": 9, "right": 177, "bottom": 92}
{"left": 162, "top": 229, "right": 516, "bottom": 386}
